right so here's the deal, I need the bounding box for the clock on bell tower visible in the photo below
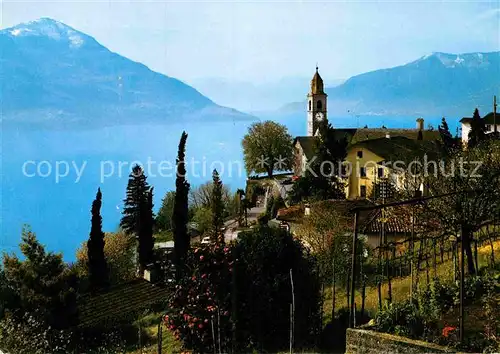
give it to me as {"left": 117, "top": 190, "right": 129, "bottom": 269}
{"left": 307, "top": 66, "right": 328, "bottom": 136}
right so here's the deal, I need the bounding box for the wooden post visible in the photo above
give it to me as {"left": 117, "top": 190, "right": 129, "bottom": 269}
{"left": 460, "top": 225, "right": 465, "bottom": 343}
{"left": 349, "top": 211, "right": 359, "bottom": 328}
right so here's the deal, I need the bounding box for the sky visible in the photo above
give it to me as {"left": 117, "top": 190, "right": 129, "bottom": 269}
{"left": 1, "top": 0, "right": 499, "bottom": 83}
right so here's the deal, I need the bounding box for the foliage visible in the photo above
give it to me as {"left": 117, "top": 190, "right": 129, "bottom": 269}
{"left": 417, "top": 139, "right": 500, "bottom": 274}
{"left": 77, "top": 230, "right": 135, "bottom": 286}
{"left": 235, "top": 227, "right": 321, "bottom": 351}
{"left": 0, "top": 312, "right": 75, "bottom": 354}
{"left": 120, "top": 164, "right": 155, "bottom": 273}
{"left": 438, "top": 117, "right": 459, "bottom": 156}
{"left": 165, "top": 243, "right": 233, "bottom": 353}
{"left": 156, "top": 190, "right": 175, "bottom": 232}
{"left": 210, "top": 169, "right": 225, "bottom": 243}
{"left": 245, "top": 181, "right": 265, "bottom": 208}
{"left": 0, "top": 227, "right": 78, "bottom": 351}
{"left": 468, "top": 108, "right": 486, "bottom": 148}
{"left": 173, "top": 131, "right": 190, "bottom": 280}
{"left": 189, "top": 180, "right": 236, "bottom": 218}
{"left": 166, "top": 227, "right": 321, "bottom": 352}
{"left": 257, "top": 213, "right": 269, "bottom": 225}
{"left": 374, "top": 300, "right": 429, "bottom": 339}
{"left": 192, "top": 207, "right": 213, "bottom": 235}
{"left": 288, "top": 123, "right": 347, "bottom": 203}
{"left": 87, "top": 187, "right": 109, "bottom": 291}
{"left": 242, "top": 120, "right": 294, "bottom": 178}
{"left": 270, "top": 195, "right": 286, "bottom": 219}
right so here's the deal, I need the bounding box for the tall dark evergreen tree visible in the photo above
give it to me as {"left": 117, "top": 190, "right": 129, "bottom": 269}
{"left": 438, "top": 117, "right": 457, "bottom": 155}
{"left": 121, "top": 165, "right": 150, "bottom": 235}
{"left": 468, "top": 108, "right": 486, "bottom": 148}
{"left": 172, "top": 132, "right": 190, "bottom": 279}
{"left": 120, "top": 165, "right": 154, "bottom": 274}
{"left": 87, "top": 188, "right": 108, "bottom": 291}
{"left": 211, "top": 169, "right": 225, "bottom": 244}
{"left": 138, "top": 187, "right": 155, "bottom": 272}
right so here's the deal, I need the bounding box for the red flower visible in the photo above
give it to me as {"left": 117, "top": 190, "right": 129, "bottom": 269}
{"left": 201, "top": 273, "right": 207, "bottom": 279}
{"left": 200, "top": 255, "right": 205, "bottom": 261}
{"left": 198, "top": 323, "right": 204, "bottom": 329}
{"left": 442, "top": 326, "right": 456, "bottom": 338}
{"left": 191, "top": 275, "right": 196, "bottom": 281}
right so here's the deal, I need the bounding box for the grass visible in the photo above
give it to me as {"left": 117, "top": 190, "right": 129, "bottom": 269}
{"left": 127, "top": 312, "right": 182, "bottom": 354}
{"left": 322, "top": 240, "right": 500, "bottom": 324}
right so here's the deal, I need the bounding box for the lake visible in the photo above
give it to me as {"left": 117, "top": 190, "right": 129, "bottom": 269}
{"left": 0, "top": 114, "right": 455, "bottom": 260}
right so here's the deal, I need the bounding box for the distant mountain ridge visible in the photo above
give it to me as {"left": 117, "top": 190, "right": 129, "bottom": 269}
{"left": 279, "top": 51, "right": 499, "bottom": 117}
{"left": 0, "top": 18, "right": 253, "bottom": 128}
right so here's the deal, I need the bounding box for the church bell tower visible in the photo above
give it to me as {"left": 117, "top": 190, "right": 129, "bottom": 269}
{"left": 307, "top": 66, "right": 328, "bottom": 136}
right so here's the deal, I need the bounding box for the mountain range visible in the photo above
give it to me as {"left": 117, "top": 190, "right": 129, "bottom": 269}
{"left": 0, "top": 18, "right": 253, "bottom": 129}
{"left": 1, "top": 18, "right": 498, "bottom": 129}
{"left": 279, "top": 51, "right": 499, "bottom": 117}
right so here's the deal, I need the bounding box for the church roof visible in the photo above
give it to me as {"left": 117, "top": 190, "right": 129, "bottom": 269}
{"left": 294, "top": 128, "right": 440, "bottom": 161}
{"left": 349, "top": 136, "right": 440, "bottom": 164}
{"left": 310, "top": 67, "right": 325, "bottom": 94}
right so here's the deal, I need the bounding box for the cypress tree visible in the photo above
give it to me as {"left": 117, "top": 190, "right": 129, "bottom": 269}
{"left": 87, "top": 188, "right": 109, "bottom": 291}
{"left": 173, "top": 132, "right": 190, "bottom": 279}
{"left": 138, "top": 187, "right": 155, "bottom": 273}
{"left": 211, "top": 169, "right": 225, "bottom": 244}
{"left": 468, "top": 108, "right": 486, "bottom": 148}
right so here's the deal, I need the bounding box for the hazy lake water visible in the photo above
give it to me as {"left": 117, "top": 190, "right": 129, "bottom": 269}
{"left": 0, "top": 115, "right": 453, "bottom": 260}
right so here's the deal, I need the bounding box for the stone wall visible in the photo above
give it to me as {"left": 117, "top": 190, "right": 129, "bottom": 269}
{"left": 345, "top": 328, "right": 452, "bottom": 353}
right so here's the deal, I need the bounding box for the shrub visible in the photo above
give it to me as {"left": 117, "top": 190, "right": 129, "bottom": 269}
{"left": 375, "top": 300, "right": 429, "bottom": 339}
{"left": 165, "top": 227, "right": 321, "bottom": 352}
{"left": 235, "top": 227, "right": 321, "bottom": 351}
{"left": 165, "top": 243, "right": 233, "bottom": 352}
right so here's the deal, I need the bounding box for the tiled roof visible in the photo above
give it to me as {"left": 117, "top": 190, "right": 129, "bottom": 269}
{"left": 460, "top": 112, "right": 498, "bottom": 125}
{"left": 350, "top": 128, "right": 441, "bottom": 144}
{"left": 78, "top": 278, "right": 169, "bottom": 327}
{"left": 349, "top": 136, "right": 440, "bottom": 163}
{"left": 294, "top": 128, "right": 440, "bottom": 161}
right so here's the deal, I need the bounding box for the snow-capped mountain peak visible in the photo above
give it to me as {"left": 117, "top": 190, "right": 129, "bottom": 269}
{"left": 2, "top": 18, "right": 86, "bottom": 48}
{"left": 416, "top": 51, "right": 496, "bottom": 69}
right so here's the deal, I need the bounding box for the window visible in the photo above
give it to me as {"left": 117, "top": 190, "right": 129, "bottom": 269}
{"left": 378, "top": 167, "right": 384, "bottom": 178}
{"left": 486, "top": 125, "right": 492, "bottom": 131}
{"left": 357, "top": 150, "right": 363, "bottom": 158}
{"left": 317, "top": 100, "right": 322, "bottom": 110}
{"left": 360, "top": 186, "right": 367, "bottom": 198}
{"left": 309, "top": 100, "right": 311, "bottom": 111}
{"left": 360, "top": 167, "right": 367, "bottom": 177}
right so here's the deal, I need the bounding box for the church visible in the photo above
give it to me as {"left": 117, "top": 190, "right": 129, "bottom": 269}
{"left": 293, "top": 67, "right": 441, "bottom": 199}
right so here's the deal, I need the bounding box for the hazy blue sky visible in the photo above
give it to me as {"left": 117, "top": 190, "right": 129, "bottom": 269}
{"left": 2, "top": 1, "right": 499, "bottom": 83}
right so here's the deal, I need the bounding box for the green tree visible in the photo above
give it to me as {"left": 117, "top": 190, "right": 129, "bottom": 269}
{"left": 289, "top": 123, "right": 346, "bottom": 203}
{"left": 242, "top": 121, "right": 294, "bottom": 178}
{"left": 192, "top": 207, "right": 212, "bottom": 235}
{"left": 156, "top": 191, "right": 175, "bottom": 232}
{"left": 0, "top": 227, "right": 78, "bottom": 352}
{"left": 438, "top": 117, "right": 458, "bottom": 155}
{"left": 468, "top": 108, "right": 486, "bottom": 148}
{"left": 87, "top": 187, "right": 109, "bottom": 291}
{"left": 120, "top": 164, "right": 150, "bottom": 235}
{"left": 77, "top": 231, "right": 135, "bottom": 285}
{"left": 120, "top": 165, "right": 154, "bottom": 274}
{"left": 138, "top": 187, "right": 155, "bottom": 271}
{"left": 173, "top": 132, "right": 190, "bottom": 279}
{"left": 211, "top": 169, "right": 225, "bottom": 244}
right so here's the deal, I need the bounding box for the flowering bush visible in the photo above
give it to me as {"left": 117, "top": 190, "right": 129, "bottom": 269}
{"left": 165, "top": 243, "right": 233, "bottom": 352}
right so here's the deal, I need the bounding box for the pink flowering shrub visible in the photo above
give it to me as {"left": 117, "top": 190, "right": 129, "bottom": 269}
{"left": 165, "top": 243, "right": 233, "bottom": 352}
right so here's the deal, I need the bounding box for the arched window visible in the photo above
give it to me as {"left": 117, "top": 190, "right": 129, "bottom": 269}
{"left": 308, "top": 100, "right": 311, "bottom": 111}
{"left": 317, "top": 100, "right": 322, "bottom": 110}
